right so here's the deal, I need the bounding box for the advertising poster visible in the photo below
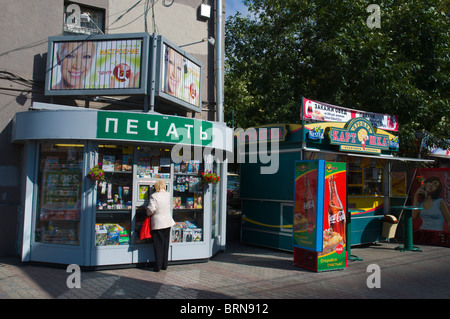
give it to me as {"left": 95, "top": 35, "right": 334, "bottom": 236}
{"left": 302, "top": 97, "right": 399, "bottom": 132}
{"left": 390, "top": 172, "right": 407, "bottom": 197}
{"left": 293, "top": 160, "right": 324, "bottom": 251}
{"left": 318, "top": 162, "right": 347, "bottom": 271}
{"left": 49, "top": 38, "right": 143, "bottom": 92}
{"left": 411, "top": 168, "right": 450, "bottom": 237}
{"left": 161, "top": 44, "right": 201, "bottom": 108}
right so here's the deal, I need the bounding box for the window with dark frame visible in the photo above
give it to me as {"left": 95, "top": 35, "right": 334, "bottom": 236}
{"left": 63, "top": 1, "right": 105, "bottom": 35}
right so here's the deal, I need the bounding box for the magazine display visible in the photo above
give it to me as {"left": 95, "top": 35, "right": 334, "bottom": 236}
{"left": 172, "top": 220, "right": 203, "bottom": 243}
{"left": 172, "top": 160, "right": 204, "bottom": 243}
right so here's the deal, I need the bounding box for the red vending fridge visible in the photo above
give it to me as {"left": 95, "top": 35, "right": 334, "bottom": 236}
{"left": 293, "top": 160, "right": 347, "bottom": 272}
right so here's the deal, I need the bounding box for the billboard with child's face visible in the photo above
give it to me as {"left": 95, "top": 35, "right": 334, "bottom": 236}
{"left": 45, "top": 34, "right": 149, "bottom": 96}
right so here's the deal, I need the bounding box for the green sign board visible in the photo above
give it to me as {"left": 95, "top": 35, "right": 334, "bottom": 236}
{"left": 97, "top": 111, "right": 213, "bottom": 146}
{"left": 329, "top": 117, "right": 390, "bottom": 154}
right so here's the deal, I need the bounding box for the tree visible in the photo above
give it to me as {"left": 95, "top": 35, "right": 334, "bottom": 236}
{"left": 225, "top": 0, "right": 449, "bottom": 156}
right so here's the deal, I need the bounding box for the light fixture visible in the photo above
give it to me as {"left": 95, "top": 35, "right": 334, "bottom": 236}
{"left": 207, "top": 37, "right": 215, "bottom": 46}
{"left": 80, "top": 12, "right": 104, "bottom": 34}
{"left": 199, "top": 3, "right": 211, "bottom": 19}
{"left": 80, "top": 12, "right": 90, "bottom": 22}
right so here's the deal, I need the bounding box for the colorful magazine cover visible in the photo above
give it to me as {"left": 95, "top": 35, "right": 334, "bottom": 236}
{"left": 122, "top": 155, "right": 132, "bottom": 171}
{"left": 194, "top": 194, "right": 203, "bottom": 208}
{"left": 172, "top": 227, "right": 183, "bottom": 242}
{"left": 192, "top": 228, "right": 202, "bottom": 241}
{"left": 183, "top": 228, "right": 193, "bottom": 242}
{"left": 186, "top": 197, "right": 194, "bottom": 209}
{"left": 188, "top": 160, "right": 199, "bottom": 173}
{"left": 173, "top": 197, "right": 181, "bottom": 209}
{"left": 102, "top": 155, "right": 115, "bottom": 171}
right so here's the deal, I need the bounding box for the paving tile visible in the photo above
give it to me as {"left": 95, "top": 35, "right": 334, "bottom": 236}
{"left": 0, "top": 242, "right": 450, "bottom": 300}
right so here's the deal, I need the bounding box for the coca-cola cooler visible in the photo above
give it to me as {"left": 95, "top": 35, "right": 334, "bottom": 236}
{"left": 293, "top": 160, "right": 347, "bottom": 272}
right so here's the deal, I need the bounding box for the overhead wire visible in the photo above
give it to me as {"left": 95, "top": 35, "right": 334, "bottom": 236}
{"left": 3, "top": 0, "right": 164, "bottom": 92}
{"left": 108, "top": 0, "right": 143, "bottom": 26}
{"left": 152, "top": 0, "right": 158, "bottom": 34}
{"left": 108, "top": 0, "right": 159, "bottom": 32}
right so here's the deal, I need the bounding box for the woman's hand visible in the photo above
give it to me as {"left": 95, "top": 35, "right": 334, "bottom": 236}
{"left": 414, "top": 186, "right": 426, "bottom": 199}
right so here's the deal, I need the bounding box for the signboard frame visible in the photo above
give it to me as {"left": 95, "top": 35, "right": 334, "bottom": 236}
{"left": 329, "top": 117, "right": 391, "bottom": 154}
{"left": 45, "top": 33, "right": 150, "bottom": 96}
{"left": 154, "top": 35, "right": 203, "bottom": 113}
{"left": 301, "top": 97, "right": 399, "bottom": 132}
{"left": 293, "top": 160, "right": 325, "bottom": 252}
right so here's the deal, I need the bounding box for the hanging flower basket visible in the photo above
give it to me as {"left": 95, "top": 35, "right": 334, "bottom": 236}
{"left": 201, "top": 170, "right": 220, "bottom": 185}
{"left": 88, "top": 163, "right": 105, "bottom": 181}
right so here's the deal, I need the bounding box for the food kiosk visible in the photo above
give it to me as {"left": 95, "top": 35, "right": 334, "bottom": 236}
{"left": 239, "top": 98, "right": 433, "bottom": 252}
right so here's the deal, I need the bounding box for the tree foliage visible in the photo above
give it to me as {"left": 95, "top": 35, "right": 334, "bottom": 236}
{"left": 225, "top": 0, "right": 449, "bottom": 155}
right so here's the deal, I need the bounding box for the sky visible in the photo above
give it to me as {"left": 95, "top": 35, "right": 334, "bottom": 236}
{"left": 225, "top": 0, "right": 250, "bottom": 19}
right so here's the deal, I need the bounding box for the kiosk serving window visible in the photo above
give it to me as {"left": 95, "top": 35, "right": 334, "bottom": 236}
{"left": 347, "top": 158, "right": 385, "bottom": 196}
{"left": 305, "top": 151, "right": 385, "bottom": 196}
{"left": 35, "top": 143, "right": 84, "bottom": 245}
{"left": 134, "top": 146, "right": 171, "bottom": 245}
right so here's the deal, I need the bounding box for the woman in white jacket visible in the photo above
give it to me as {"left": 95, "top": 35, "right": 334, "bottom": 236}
{"left": 147, "top": 180, "right": 175, "bottom": 272}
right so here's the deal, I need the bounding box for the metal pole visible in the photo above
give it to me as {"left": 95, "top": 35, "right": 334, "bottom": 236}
{"left": 216, "top": 0, "right": 224, "bottom": 122}
{"left": 147, "top": 33, "right": 157, "bottom": 113}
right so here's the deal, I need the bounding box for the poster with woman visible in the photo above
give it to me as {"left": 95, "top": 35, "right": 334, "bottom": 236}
{"left": 411, "top": 168, "right": 450, "bottom": 246}
{"left": 161, "top": 44, "right": 201, "bottom": 107}
{"left": 47, "top": 36, "right": 145, "bottom": 94}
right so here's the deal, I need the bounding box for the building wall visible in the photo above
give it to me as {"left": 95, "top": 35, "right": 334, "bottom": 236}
{"left": 0, "top": 0, "right": 219, "bottom": 257}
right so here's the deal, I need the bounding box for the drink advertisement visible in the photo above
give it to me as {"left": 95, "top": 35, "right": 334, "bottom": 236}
{"left": 319, "top": 162, "right": 347, "bottom": 271}
{"left": 293, "top": 160, "right": 324, "bottom": 251}
{"left": 293, "top": 160, "right": 347, "bottom": 272}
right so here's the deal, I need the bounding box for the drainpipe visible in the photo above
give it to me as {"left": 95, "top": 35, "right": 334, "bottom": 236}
{"left": 216, "top": 0, "right": 224, "bottom": 123}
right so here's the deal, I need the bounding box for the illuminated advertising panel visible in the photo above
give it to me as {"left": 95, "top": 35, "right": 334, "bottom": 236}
{"left": 155, "top": 36, "right": 202, "bottom": 112}
{"left": 45, "top": 33, "right": 149, "bottom": 96}
{"left": 302, "top": 97, "right": 399, "bottom": 132}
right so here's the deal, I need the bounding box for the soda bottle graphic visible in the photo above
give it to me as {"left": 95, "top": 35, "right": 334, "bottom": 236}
{"left": 304, "top": 177, "right": 315, "bottom": 233}
{"left": 328, "top": 175, "right": 345, "bottom": 240}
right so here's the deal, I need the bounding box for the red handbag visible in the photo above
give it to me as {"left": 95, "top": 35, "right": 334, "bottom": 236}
{"left": 140, "top": 216, "right": 152, "bottom": 240}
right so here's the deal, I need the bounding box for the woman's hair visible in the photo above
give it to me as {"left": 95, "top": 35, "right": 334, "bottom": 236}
{"left": 425, "top": 176, "right": 443, "bottom": 199}
{"left": 154, "top": 180, "right": 166, "bottom": 192}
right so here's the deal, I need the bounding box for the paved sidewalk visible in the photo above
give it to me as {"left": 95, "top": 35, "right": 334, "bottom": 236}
{"left": 0, "top": 241, "right": 449, "bottom": 299}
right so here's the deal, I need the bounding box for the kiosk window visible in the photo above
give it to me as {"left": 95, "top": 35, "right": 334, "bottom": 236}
{"left": 35, "top": 143, "right": 84, "bottom": 245}
{"left": 95, "top": 145, "right": 133, "bottom": 246}
{"left": 172, "top": 160, "right": 204, "bottom": 243}
{"left": 348, "top": 157, "right": 385, "bottom": 196}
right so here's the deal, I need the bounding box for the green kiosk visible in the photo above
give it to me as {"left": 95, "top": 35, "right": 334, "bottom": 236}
{"left": 238, "top": 98, "right": 430, "bottom": 252}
